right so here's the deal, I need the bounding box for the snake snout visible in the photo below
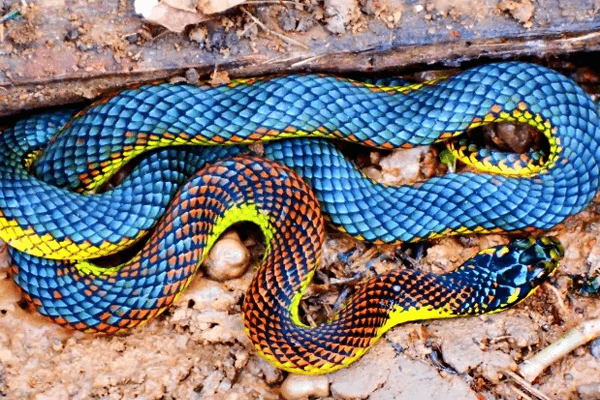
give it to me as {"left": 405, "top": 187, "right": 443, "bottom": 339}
{"left": 508, "top": 236, "right": 563, "bottom": 291}
{"left": 520, "top": 236, "right": 563, "bottom": 270}
{"left": 477, "top": 237, "right": 563, "bottom": 311}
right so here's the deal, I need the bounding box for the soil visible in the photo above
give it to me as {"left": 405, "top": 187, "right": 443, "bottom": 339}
{"left": 2, "top": 1, "right": 600, "bottom": 399}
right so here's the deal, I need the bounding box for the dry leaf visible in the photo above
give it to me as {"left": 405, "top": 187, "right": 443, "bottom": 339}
{"left": 135, "top": 0, "right": 247, "bottom": 32}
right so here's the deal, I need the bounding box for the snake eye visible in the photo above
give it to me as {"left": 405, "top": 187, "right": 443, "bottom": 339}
{"left": 516, "top": 237, "right": 563, "bottom": 267}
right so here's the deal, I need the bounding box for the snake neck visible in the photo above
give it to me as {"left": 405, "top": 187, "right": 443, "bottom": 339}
{"left": 243, "top": 237, "right": 562, "bottom": 375}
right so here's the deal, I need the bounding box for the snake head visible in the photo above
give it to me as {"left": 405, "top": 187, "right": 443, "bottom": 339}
{"left": 516, "top": 236, "right": 563, "bottom": 281}
{"left": 454, "top": 236, "right": 563, "bottom": 314}
{"left": 487, "top": 236, "right": 563, "bottom": 311}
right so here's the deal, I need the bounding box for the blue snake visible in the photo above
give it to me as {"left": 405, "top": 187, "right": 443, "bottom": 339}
{"left": 0, "top": 62, "right": 596, "bottom": 373}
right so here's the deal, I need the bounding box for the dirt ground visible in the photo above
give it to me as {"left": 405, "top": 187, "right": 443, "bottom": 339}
{"left": 2, "top": 0, "right": 600, "bottom": 400}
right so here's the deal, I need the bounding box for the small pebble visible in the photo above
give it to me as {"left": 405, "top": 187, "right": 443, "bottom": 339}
{"left": 296, "top": 17, "right": 315, "bottom": 32}
{"left": 496, "top": 122, "right": 535, "bottom": 153}
{"left": 125, "top": 33, "right": 139, "bottom": 44}
{"left": 259, "top": 359, "right": 284, "bottom": 385}
{"left": 278, "top": 8, "right": 298, "bottom": 32}
{"left": 185, "top": 68, "right": 200, "bottom": 84}
{"left": 64, "top": 28, "right": 79, "bottom": 42}
{"left": 204, "top": 231, "right": 250, "bottom": 281}
{"left": 51, "top": 337, "right": 63, "bottom": 352}
{"left": 189, "top": 26, "right": 207, "bottom": 45}
{"left": 378, "top": 147, "right": 428, "bottom": 185}
{"left": 65, "top": 28, "right": 79, "bottom": 42}
{"left": 218, "top": 378, "right": 232, "bottom": 393}
{"left": 564, "top": 373, "right": 574, "bottom": 381}
{"left": 280, "top": 374, "right": 330, "bottom": 400}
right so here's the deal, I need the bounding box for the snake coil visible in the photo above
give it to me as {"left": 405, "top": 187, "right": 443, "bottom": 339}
{"left": 0, "top": 62, "right": 597, "bottom": 373}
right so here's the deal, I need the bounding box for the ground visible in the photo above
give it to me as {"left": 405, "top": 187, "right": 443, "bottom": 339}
{"left": 2, "top": 1, "right": 600, "bottom": 399}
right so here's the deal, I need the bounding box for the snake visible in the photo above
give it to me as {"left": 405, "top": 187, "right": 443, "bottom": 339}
{"left": 0, "top": 62, "right": 598, "bottom": 374}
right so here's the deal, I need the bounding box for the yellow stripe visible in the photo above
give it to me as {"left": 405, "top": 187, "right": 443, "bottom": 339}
{"left": 448, "top": 109, "right": 560, "bottom": 177}
{"left": 0, "top": 211, "right": 145, "bottom": 260}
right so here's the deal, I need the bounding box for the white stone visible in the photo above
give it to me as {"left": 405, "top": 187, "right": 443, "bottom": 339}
{"left": 280, "top": 374, "right": 330, "bottom": 400}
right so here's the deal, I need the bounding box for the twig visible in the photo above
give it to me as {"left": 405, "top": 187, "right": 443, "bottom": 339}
{"left": 260, "top": 54, "right": 306, "bottom": 65}
{"left": 329, "top": 271, "right": 365, "bottom": 286}
{"left": 562, "top": 31, "right": 600, "bottom": 44}
{"left": 504, "top": 370, "right": 553, "bottom": 400}
{"left": 518, "top": 318, "right": 600, "bottom": 382}
{"left": 508, "top": 385, "right": 535, "bottom": 400}
{"left": 291, "top": 55, "right": 320, "bottom": 67}
{"left": 238, "top": 21, "right": 257, "bottom": 37}
{"left": 242, "top": 8, "right": 309, "bottom": 50}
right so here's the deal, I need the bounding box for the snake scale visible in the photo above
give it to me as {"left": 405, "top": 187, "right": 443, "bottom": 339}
{"left": 0, "top": 62, "right": 598, "bottom": 374}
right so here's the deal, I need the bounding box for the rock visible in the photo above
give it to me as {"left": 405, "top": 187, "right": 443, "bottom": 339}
{"left": 329, "top": 341, "right": 396, "bottom": 399}
{"left": 378, "top": 146, "right": 429, "bottom": 186}
{"left": 189, "top": 310, "right": 246, "bottom": 344}
{"left": 439, "top": 326, "right": 485, "bottom": 374}
{"left": 434, "top": 316, "right": 520, "bottom": 383}
{"left": 478, "top": 351, "right": 517, "bottom": 383}
{"left": 359, "top": 0, "right": 376, "bottom": 15}
{"left": 370, "top": 356, "right": 478, "bottom": 400}
{"left": 188, "top": 27, "right": 207, "bottom": 45}
{"left": 179, "top": 279, "right": 238, "bottom": 312}
{"left": 257, "top": 358, "right": 284, "bottom": 385}
{"left": 497, "top": 0, "right": 535, "bottom": 27}
{"left": 503, "top": 314, "right": 539, "bottom": 348}
{"left": 538, "top": 353, "right": 600, "bottom": 399}
{"left": 422, "top": 237, "right": 470, "bottom": 273}
{"left": 200, "top": 370, "right": 224, "bottom": 397}
{"left": 590, "top": 338, "right": 600, "bottom": 360}
{"left": 494, "top": 122, "right": 536, "bottom": 153}
{"left": 586, "top": 239, "right": 600, "bottom": 277}
{"left": 296, "top": 16, "right": 315, "bottom": 32}
{"left": 323, "top": 0, "right": 357, "bottom": 34}
{"left": 278, "top": 8, "right": 298, "bottom": 32}
{"left": 280, "top": 374, "right": 330, "bottom": 400}
{"left": 578, "top": 382, "right": 600, "bottom": 400}
{"left": 204, "top": 231, "right": 250, "bottom": 281}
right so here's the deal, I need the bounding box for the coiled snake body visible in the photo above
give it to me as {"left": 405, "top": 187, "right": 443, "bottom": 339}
{"left": 0, "top": 62, "right": 597, "bottom": 374}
